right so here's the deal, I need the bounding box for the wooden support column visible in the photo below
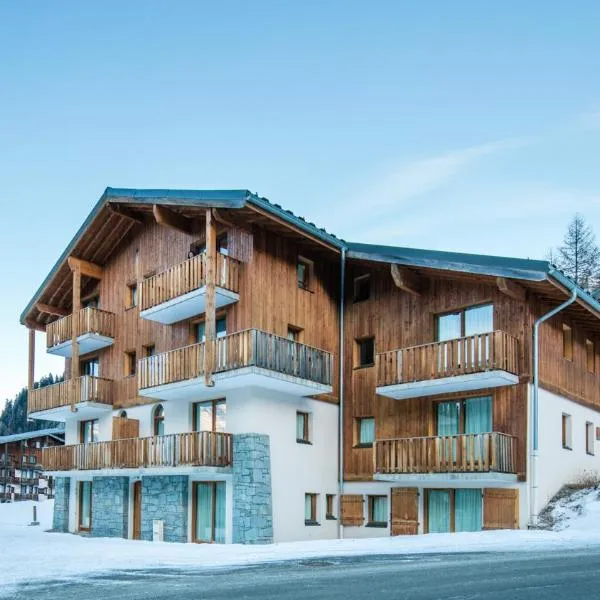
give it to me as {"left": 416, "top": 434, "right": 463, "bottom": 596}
{"left": 27, "top": 328, "right": 35, "bottom": 393}
{"left": 204, "top": 208, "right": 216, "bottom": 386}
{"left": 71, "top": 266, "right": 81, "bottom": 411}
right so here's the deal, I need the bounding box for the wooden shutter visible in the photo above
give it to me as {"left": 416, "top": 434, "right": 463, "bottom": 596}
{"left": 483, "top": 488, "right": 518, "bottom": 530}
{"left": 112, "top": 417, "right": 140, "bottom": 440}
{"left": 391, "top": 487, "right": 419, "bottom": 535}
{"left": 340, "top": 494, "right": 365, "bottom": 526}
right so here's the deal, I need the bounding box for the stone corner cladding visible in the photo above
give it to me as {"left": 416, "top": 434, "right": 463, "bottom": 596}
{"left": 141, "top": 475, "right": 188, "bottom": 543}
{"left": 232, "top": 433, "right": 273, "bottom": 544}
{"left": 52, "top": 476, "right": 70, "bottom": 533}
{"left": 91, "top": 476, "right": 129, "bottom": 539}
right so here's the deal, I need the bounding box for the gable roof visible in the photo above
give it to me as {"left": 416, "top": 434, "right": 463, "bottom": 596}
{"left": 0, "top": 427, "right": 65, "bottom": 445}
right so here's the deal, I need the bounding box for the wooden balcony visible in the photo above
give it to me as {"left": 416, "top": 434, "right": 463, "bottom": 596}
{"left": 376, "top": 330, "right": 519, "bottom": 400}
{"left": 139, "top": 253, "right": 241, "bottom": 324}
{"left": 28, "top": 376, "right": 113, "bottom": 420}
{"left": 41, "top": 431, "right": 232, "bottom": 472}
{"left": 138, "top": 328, "right": 333, "bottom": 401}
{"left": 46, "top": 307, "right": 116, "bottom": 357}
{"left": 374, "top": 432, "right": 517, "bottom": 481}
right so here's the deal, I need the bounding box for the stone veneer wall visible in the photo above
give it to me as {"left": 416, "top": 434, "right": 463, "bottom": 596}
{"left": 91, "top": 476, "right": 129, "bottom": 538}
{"left": 141, "top": 475, "right": 189, "bottom": 543}
{"left": 52, "top": 476, "right": 70, "bottom": 532}
{"left": 232, "top": 433, "right": 273, "bottom": 544}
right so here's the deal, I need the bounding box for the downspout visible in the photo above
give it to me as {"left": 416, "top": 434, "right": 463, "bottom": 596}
{"left": 338, "top": 246, "right": 346, "bottom": 539}
{"left": 530, "top": 271, "right": 577, "bottom": 527}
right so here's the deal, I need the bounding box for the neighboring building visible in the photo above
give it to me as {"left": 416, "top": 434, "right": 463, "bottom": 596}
{"left": 19, "top": 187, "right": 600, "bottom": 542}
{"left": 0, "top": 428, "right": 64, "bottom": 502}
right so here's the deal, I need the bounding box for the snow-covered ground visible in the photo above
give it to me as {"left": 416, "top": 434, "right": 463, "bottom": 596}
{"left": 2, "top": 491, "right": 600, "bottom": 598}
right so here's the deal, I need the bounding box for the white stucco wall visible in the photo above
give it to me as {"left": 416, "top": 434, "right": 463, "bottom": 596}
{"left": 535, "top": 386, "right": 600, "bottom": 513}
{"left": 61, "top": 386, "right": 339, "bottom": 543}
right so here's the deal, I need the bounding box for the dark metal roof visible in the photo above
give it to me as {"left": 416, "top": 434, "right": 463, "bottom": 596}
{"left": 0, "top": 427, "right": 65, "bottom": 444}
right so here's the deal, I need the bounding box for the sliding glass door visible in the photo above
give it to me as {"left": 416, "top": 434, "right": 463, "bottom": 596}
{"left": 428, "top": 490, "right": 451, "bottom": 533}
{"left": 454, "top": 489, "right": 482, "bottom": 532}
{"left": 194, "top": 482, "right": 226, "bottom": 543}
{"left": 78, "top": 481, "right": 92, "bottom": 532}
{"left": 427, "top": 489, "right": 482, "bottom": 533}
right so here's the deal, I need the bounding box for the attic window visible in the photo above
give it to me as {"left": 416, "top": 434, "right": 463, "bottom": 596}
{"left": 353, "top": 275, "right": 371, "bottom": 303}
{"left": 297, "top": 257, "right": 313, "bottom": 291}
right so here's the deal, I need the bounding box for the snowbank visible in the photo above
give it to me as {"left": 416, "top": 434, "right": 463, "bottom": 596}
{"left": 2, "top": 497, "right": 600, "bottom": 597}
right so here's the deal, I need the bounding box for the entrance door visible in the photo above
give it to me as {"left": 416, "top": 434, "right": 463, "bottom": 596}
{"left": 390, "top": 488, "right": 419, "bottom": 535}
{"left": 132, "top": 481, "right": 142, "bottom": 540}
{"left": 427, "top": 490, "right": 451, "bottom": 533}
{"left": 78, "top": 481, "right": 92, "bottom": 532}
{"left": 193, "top": 482, "right": 226, "bottom": 543}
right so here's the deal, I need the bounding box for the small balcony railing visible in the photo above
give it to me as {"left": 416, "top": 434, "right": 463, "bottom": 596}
{"left": 376, "top": 330, "right": 519, "bottom": 388}
{"left": 28, "top": 376, "right": 113, "bottom": 414}
{"left": 139, "top": 252, "right": 241, "bottom": 312}
{"left": 46, "top": 307, "right": 116, "bottom": 349}
{"left": 41, "top": 431, "right": 232, "bottom": 471}
{"left": 374, "top": 432, "right": 517, "bottom": 475}
{"left": 138, "top": 328, "right": 333, "bottom": 390}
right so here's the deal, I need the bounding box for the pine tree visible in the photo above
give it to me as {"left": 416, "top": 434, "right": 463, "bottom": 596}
{"left": 0, "top": 374, "right": 62, "bottom": 436}
{"left": 553, "top": 214, "right": 600, "bottom": 290}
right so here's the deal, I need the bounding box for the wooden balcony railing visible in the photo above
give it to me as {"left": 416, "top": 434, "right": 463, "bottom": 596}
{"left": 41, "top": 431, "right": 232, "bottom": 471}
{"left": 140, "top": 252, "right": 241, "bottom": 312}
{"left": 376, "top": 330, "right": 519, "bottom": 388}
{"left": 28, "top": 376, "right": 113, "bottom": 414}
{"left": 374, "top": 432, "right": 517, "bottom": 475}
{"left": 46, "top": 307, "right": 116, "bottom": 348}
{"left": 138, "top": 328, "right": 333, "bottom": 389}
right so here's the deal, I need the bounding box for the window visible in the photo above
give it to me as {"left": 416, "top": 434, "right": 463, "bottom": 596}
{"left": 586, "top": 339, "right": 595, "bottom": 373}
{"left": 297, "top": 257, "right": 313, "bottom": 291}
{"left": 356, "top": 417, "right": 375, "bottom": 447}
{"left": 355, "top": 337, "right": 375, "bottom": 368}
{"left": 436, "top": 303, "right": 493, "bottom": 341}
{"left": 296, "top": 412, "right": 310, "bottom": 443}
{"left": 305, "top": 493, "right": 318, "bottom": 525}
{"left": 153, "top": 404, "right": 165, "bottom": 436}
{"left": 193, "top": 399, "right": 226, "bottom": 433}
{"left": 144, "top": 344, "right": 156, "bottom": 358}
{"left": 436, "top": 396, "right": 492, "bottom": 436}
{"left": 118, "top": 410, "right": 127, "bottom": 418}
{"left": 326, "top": 494, "right": 336, "bottom": 520}
{"left": 124, "top": 351, "right": 137, "bottom": 377}
{"left": 80, "top": 419, "right": 99, "bottom": 444}
{"left": 83, "top": 296, "right": 99, "bottom": 309}
{"left": 586, "top": 422, "right": 595, "bottom": 455}
{"left": 353, "top": 275, "right": 371, "bottom": 303}
{"left": 217, "top": 233, "right": 228, "bottom": 256}
{"left": 562, "top": 413, "right": 572, "bottom": 450}
{"left": 78, "top": 481, "right": 92, "bottom": 532}
{"left": 287, "top": 325, "right": 302, "bottom": 342}
{"left": 563, "top": 324, "right": 573, "bottom": 361}
{"left": 80, "top": 357, "right": 99, "bottom": 377}
{"left": 194, "top": 316, "right": 227, "bottom": 343}
{"left": 193, "top": 481, "right": 226, "bottom": 543}
{"left": 368, "top": 495, "right": 388, "bottom": 527}
{"left": 126, "top": 283, "right": 138, "bottom": 308}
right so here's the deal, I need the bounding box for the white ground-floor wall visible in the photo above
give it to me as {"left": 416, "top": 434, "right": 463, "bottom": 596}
{"left": 534, "top": 386, "right": 600, "bottom": 516}
{"left": 58, "top": 384, "right": 340, "bottom": 544}
{"left": 342, "top": 480, "right": 529, "bottom": 537}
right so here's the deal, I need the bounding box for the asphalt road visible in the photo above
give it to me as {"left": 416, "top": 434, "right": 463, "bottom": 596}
{"left": 8, "top": 548, "right": 600, "bottom": 600}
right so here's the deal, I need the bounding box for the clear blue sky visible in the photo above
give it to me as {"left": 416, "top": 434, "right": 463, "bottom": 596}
{"left": 1, "top": 1, "right": 600, "bottom": 403}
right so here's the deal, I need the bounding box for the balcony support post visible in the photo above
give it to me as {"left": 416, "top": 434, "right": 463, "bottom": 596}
{"left": 27, "top": 328, "right": 35, "bottom": 393}
{"left": 70, "top": 265, "right": 81, "bottom": 412}
{"left": 204, "top": 208, "right": 216, "bottom": 386}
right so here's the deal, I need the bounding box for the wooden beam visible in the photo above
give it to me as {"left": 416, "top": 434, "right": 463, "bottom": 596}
{"left": 68, "top": 256, "right": 104, "bottom": 280}
{"left": 71, "top": 267, "right": 81, "bottom": 412}
{"left": 36, "top": 302, "right": 69, "bottom": 317}
{"left": 497, "top": 277, "right": 526, "bottom": 302}
{"left": 153, "top": 204, "right": 196, "bottom": 235}
{"left": 390, "top": 264, "right": 422, "bottom": 296}
{"left": 107, "top": 203, "right": 143, "bottom": 223}
{"left": 204, "top": 208, "right": 216, "bottom": 386}
{"left": 28, "top": 328, "right": 35, "bottom": 393}
{"left": 24, "top": 318, "right": 46, "bottom": 332}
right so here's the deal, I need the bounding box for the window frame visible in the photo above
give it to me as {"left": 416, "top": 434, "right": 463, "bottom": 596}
{"left": 586, "top": 421, "right": 595, "bottom": 455}
{"left": 192, "top": 399, "right": 226, "bottom": 433}
{"left": 562, "top": 324, "right": 573, "bottom": 361}
{"left": 367, "top": 495, "right": 388, "bottom": 528}
{"left": 143, "top": 344, "right": 156, "bottom": 358}
{"left": 355, "top": 336, "right": 375, "bottom": 368}
{"left": 124, "top": 350, "right": 137, "bottom": 377}
{"left": 562, "top": 413, "right": 572, "bottom": 450}
{"left": 296, "top": 256, "right": 314, "bottom": 291}
{"left": 304, "top": 492, "right": 319, "bottom": 526}
{"left": 79, "top": 419, "right": 99, "bottom": 444}
{"left": 126, "top": 282, "right": 138, "bottom": 309}
{"left": 355, "top": 416, "right": 375, "bottom": 448}
{"left": 296, "top": 411, "right": 311, "bottom": 444}
{"left": 435, "top": 302, "right": 494, "bottom": 341}
{"left": 153, "top": 404, "right": 165, "bottom": 436}
{"left": 586, "top": 339, "right": 595, "bottom": 373}
{"left": 325, "top": 494, "right": 336, "bottom": 520}
{"left": 353, "top": 274, "right": 371, "bottom": 303}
